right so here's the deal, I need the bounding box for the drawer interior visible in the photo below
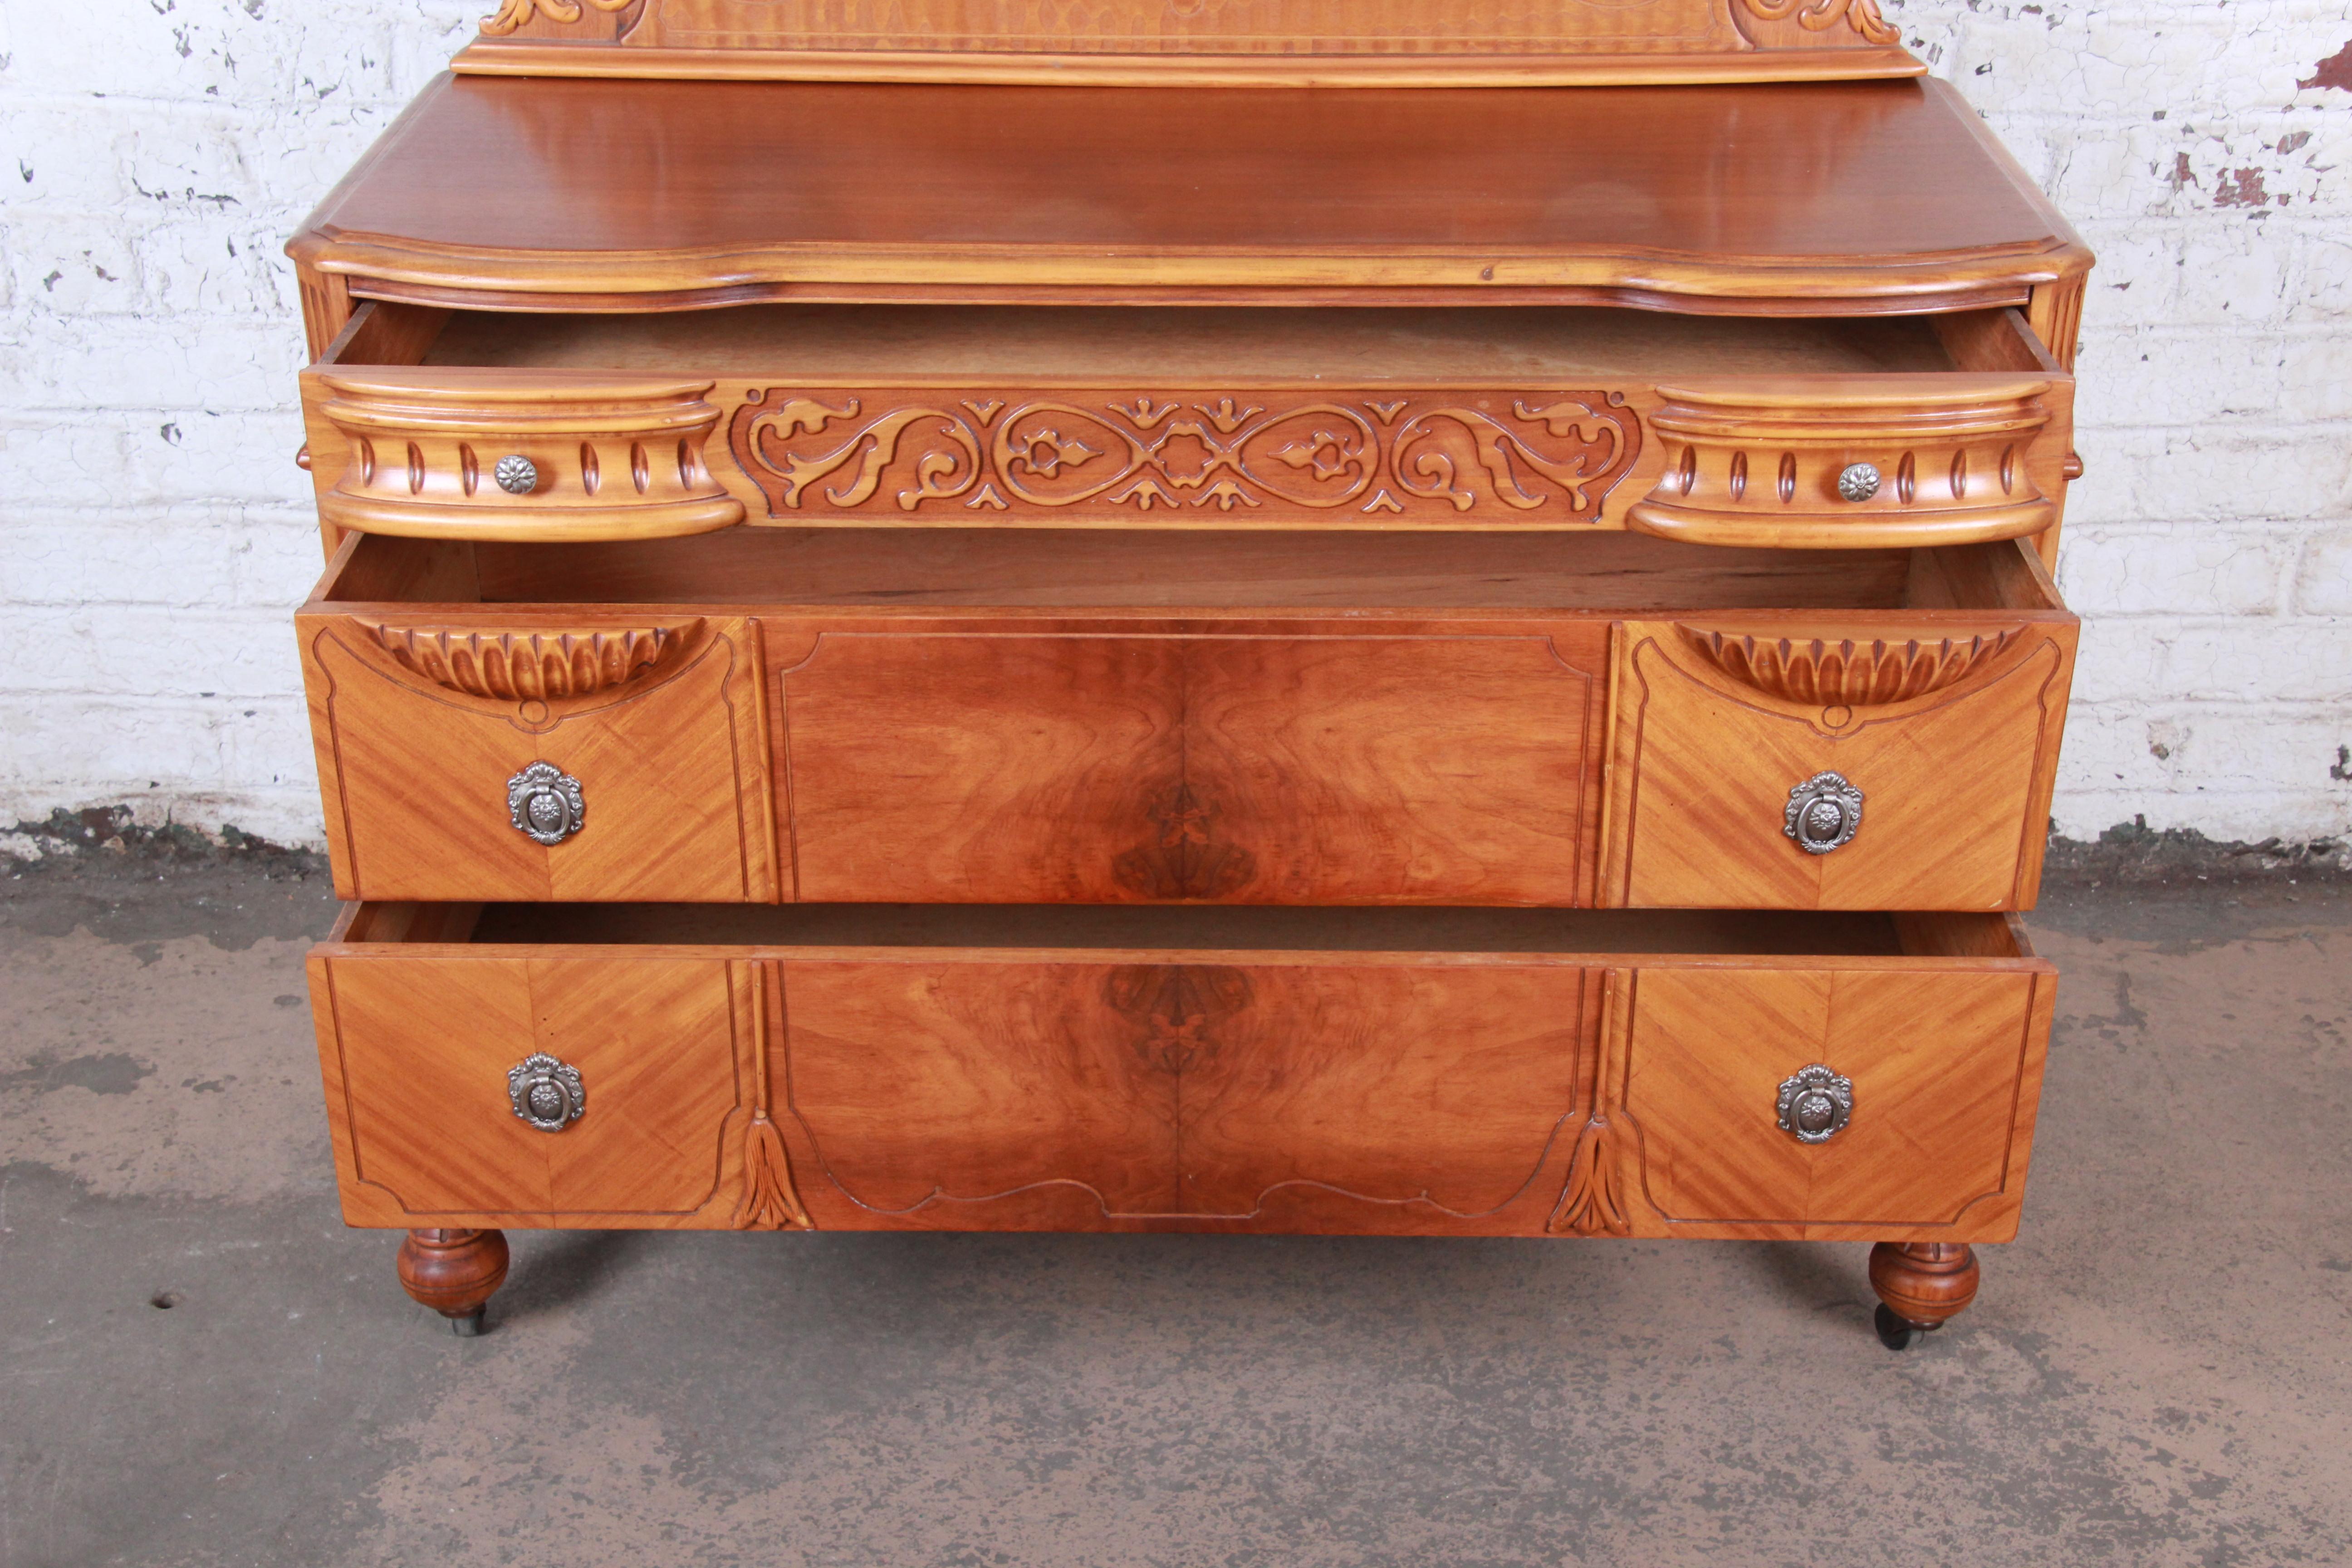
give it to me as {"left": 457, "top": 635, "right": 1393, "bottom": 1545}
{"left": 341, "top": 902, "right": 2031, "bottom": 960}
{"left": 315, "top": 529, "right": 2064, "bottom": 614}
{"left": 407, "top": 304, "right": 1960, "bottom": 379}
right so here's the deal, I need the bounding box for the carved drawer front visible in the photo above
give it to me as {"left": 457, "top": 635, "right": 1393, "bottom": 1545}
{"left": 300, "top": 370, "right": 746, "bottom": 540}
{"left": 299, "top": 612, "right": 779, "bottom": 902}
{"left": 772, "top": 954, "right": 1594, "bottom": 1233}
{"left": 310, "top": 949, "right": 760, "bottom": 1228}
{"left": 1599, "top": 617, "right": 2076, "bottom": 910}
{"left": 771, "top": 622, "right": 1605, "bottom": 904}
{"left": 1624, "top": 376, "right": 2073, "bottom": 549}
{"left": 1599, "top": 962, "right": 2055, "bottom": 1241}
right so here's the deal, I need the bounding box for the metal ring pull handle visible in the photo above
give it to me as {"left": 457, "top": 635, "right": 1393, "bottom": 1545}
{"left": 1777, "top": 1064, "right": 1853, "bottom": 1144}
{"left": 508, "top": 1053, "right": 586, "bottom": 1133}
{"left": 1784, "top": 770, "right": 1863, "bottom": 855}
{"left": 508, "top": 761, "right": 585, "bottom": 846}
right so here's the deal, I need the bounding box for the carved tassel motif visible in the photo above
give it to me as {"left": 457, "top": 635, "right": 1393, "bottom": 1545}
{"left": 1549, "top": 969, "right": 1635, "bottom": 1237}
{"left": 1548, "top": 1113, "right": 1632, "bottom": 1237}
{"left": 1677, "top": 626, "right": 2019, "bottom": 706}
{"left": 736, "top": 1112, "right": 813, "bottom": 1231}
{"left": 735, "top": 963, "right": 813, "bottom": 1231}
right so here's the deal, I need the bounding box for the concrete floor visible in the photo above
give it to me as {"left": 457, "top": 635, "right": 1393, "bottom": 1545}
{"left": 2, "top": 860, "right": 2347, "bottom": 1568}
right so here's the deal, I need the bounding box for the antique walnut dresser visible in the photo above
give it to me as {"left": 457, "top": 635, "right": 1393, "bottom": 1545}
{"left": 284, "top": 0, "right": 2089, "bottom": 1350}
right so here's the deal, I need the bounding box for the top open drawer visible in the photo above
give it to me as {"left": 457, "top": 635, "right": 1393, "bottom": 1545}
{"left": 300, "top": 303, "right": 2076, "bottom": 550}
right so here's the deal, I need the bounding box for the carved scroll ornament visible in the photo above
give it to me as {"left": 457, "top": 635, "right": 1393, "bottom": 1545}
{"left": 727, "top": 390, "right": 1642, "bottom": 524}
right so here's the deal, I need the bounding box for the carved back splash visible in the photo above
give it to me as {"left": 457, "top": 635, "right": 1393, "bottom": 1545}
{"left": 460, "top": 0, "right": 1921, "bottom": 84}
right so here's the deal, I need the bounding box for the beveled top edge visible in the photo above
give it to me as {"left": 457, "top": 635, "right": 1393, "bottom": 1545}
{"left": 449, "top": 41, "right": 1931, "bottom": 88}
{"left": 289, "top": 74, "right": 2090, "bottom": 314}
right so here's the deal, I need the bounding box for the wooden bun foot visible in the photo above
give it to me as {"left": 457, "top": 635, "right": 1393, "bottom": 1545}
{"left": 1868, "top": 1241, "right": 1979, "bottom": 1350}
{"left": 396, "top": 1228, "right": 510, "bottom": 1335}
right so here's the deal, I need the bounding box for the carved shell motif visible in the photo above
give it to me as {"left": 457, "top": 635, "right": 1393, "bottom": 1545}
{"left": 1676, "top": 626, "right": 2021, "bottom": 707}
{"left": 361, "top": 619, "right": 705, "bottom": 701}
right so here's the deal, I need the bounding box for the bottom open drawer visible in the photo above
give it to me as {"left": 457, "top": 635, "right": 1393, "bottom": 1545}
{"left": 308, "top": 905, "right": 2054, "bottom": 1242}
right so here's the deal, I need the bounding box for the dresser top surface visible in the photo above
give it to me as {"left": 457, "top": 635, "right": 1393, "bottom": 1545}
{"left": 291, "top": 74, "right": 2087, "bottom": 313}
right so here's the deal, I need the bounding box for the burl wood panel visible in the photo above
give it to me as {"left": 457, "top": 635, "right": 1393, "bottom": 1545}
{"left": 771, "top": 956, "right": 1592, "bottom": 1232}
{"left": 1599, "top": 617, "right": 2076, "bottom": 910}
{"left": 284, "top": 78, "right": 2088, "bottom": 314}
{"left": 299, "top": 612, "right": 779, "bottom": 902}
{"left": 1612, "top": 964, "right": 2053, "bottom": 1240}
{"left": 772, "top": 622, "right": 1607, "bottom": 905}
{"left": 311, "top": 950, "right": 758, "bottom": 1225}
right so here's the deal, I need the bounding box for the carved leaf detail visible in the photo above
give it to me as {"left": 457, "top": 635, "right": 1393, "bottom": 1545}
{"left": 1738, "top": 0, "right": 1900, "bottom": 44}
{"left": 1676, "top": 626, "right": 2022, "bottom": 706}
{"left": 479, "top": 0, "right": 630, "bottom": 35}
{"left": 362, "top": 620, "right": 704, "bottom": 700}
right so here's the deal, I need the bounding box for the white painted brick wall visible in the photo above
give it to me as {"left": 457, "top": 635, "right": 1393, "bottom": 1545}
{"left": 1, "top": 0, "right": 2347, "bottom": 848}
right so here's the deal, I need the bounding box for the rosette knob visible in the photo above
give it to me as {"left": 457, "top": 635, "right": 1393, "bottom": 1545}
{"left": 494, "top": 454, "right": 539, "bottom": 495}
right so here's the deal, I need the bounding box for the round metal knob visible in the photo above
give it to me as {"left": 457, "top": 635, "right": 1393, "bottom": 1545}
{"left": 1777, "top": 1063, "right": 1853, "bottom": 1144}
{"left": 493, "top": 454, "right": 539, "bottom": 495}
{"left": 1784, "top": 770, "right": 1863, "bottom": 855}
{"left": 507, "top": 1053, "right": 586, "bottom": 1133}
{"left": 507, "top": 760, "right": 585, "bottom": 846}
{"left": 1837, "top": 462, "right": 1882, "bottom": 502}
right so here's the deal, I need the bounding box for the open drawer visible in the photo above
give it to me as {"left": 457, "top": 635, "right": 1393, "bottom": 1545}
{"left": 299, "top": 302, "right": 2077, "bottom": 550}
{"left": 308, "top": 903, "right": 2053, "bottom": 1241}
{"left": 299, "top": 529, "right": 2074, "bottom": 909}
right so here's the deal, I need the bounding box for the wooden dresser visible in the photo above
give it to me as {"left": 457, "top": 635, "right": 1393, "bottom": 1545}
{"left": 285, "top": 0, "right": 2088, "bottom": 1350}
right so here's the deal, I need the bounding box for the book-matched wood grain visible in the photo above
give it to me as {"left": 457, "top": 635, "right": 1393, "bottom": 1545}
{"left": 299, "top": 535, "right": 2069, "bottom": 911}
{"left": 299, "top": 610, "right": 779, "bottom": 902}
{"left": 284, "top": 78, "right": 2088, "bottom": 315}
{"left": 310, "top": 948, "right": 760, "bottom": 1226}
{"left": 1612, "top": 963, "right": 2053, "bottom": 1240}
{"left": 308, "top": 907, "right": 2049, "bottom": 1239}
{"left": 772, "top": 955, "right": 1592, "bottom": 1232}
{"left": 1598, "top": 615, "right": 2076, "bottom": 910}
{"left": 769, "top": 620, "right": 1608, "bottom": 905}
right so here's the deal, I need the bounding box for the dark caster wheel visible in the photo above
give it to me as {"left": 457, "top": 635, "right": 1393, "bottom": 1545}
{"left": 450, "top": 1307, "right": 487, "bottom": 1338}
{"left": 1875, "top": 1303, "right": 1935, "bottom": 1351}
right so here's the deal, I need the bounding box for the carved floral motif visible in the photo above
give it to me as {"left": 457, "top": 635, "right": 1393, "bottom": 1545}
{"left": 727, "top": 390, "right": 1642, "bottom": 523}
